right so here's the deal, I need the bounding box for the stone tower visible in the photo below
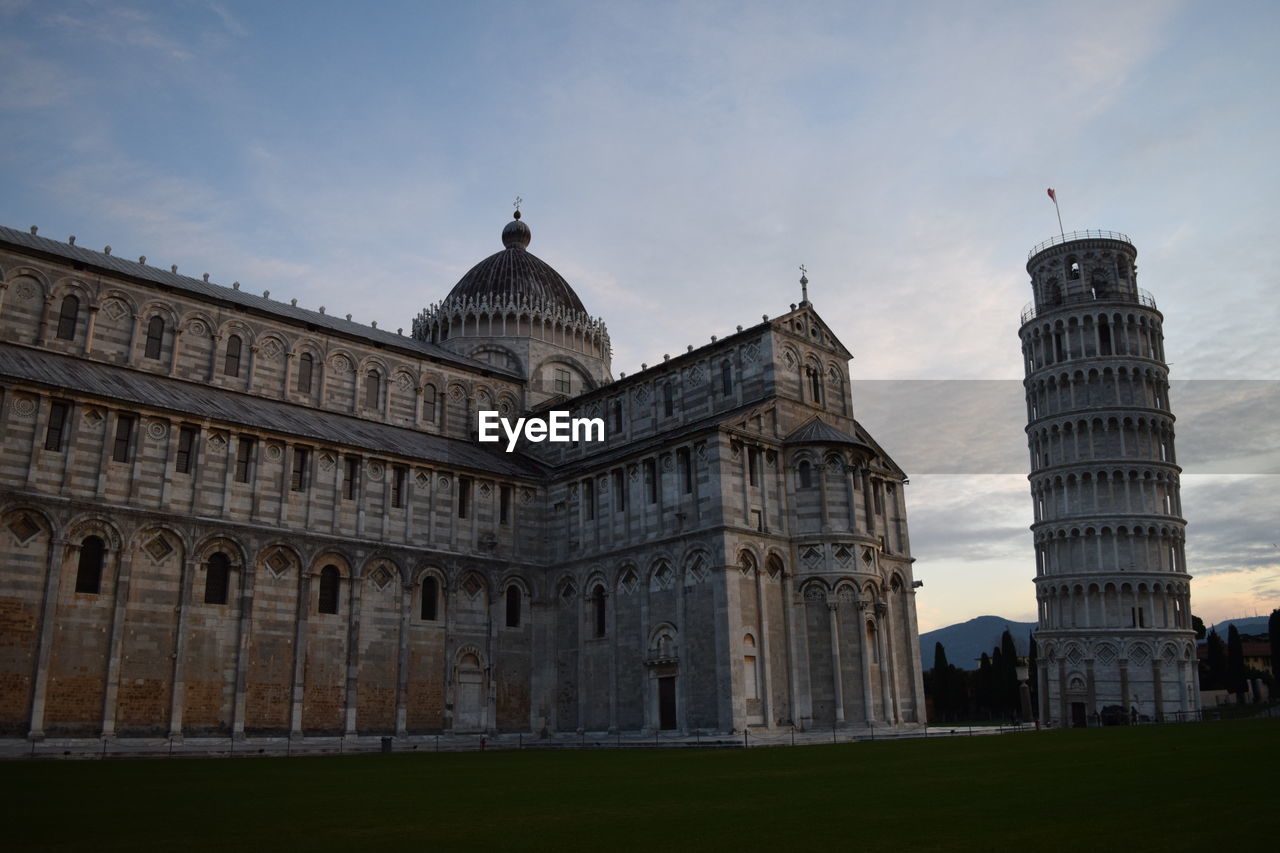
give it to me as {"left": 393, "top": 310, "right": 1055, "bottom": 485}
{"left": 413, "top": 210, "right": 612, "bottom": 408}
{"left": 1020, "top": 230, "right": 1197, "bottom": 727}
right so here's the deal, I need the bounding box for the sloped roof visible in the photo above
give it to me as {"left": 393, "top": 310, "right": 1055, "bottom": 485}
{"left": 0, "top": 225, "right": 511, "bottom": 377}
{"left": 0, "top": 343, "right": 545, "bottom": 479}
{"left": 784, "top": 416, "right": 872, "bottom": 451}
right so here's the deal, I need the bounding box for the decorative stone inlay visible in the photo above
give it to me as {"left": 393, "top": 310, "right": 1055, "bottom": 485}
{"left": 744, "top": 342, "right": 761, "bottom": 364}
{"left": 633, "top": 385, "right": 649, "bottom": 403}
{"left": 730, "top": 444, "right": 741, "bottom": 460}
{"left": 329, "top": 354, "right": 350, "bottom": 372}
{"left": 661, "top": 455, "right": 673, "bottom": 472}
{"left": 143, "top": 534, "right": 174, "bottom": 562}
{"left": 783, "top": 350, "right": 796, "bottom": 368}
{"left": 802, "top": 546, "right": 824, "bottom": 571}
{"left": 695, "top": 444, "right": 707, "bottom": 462}
{"left": 12, "top": 397, "right": 36, "bottom": 419}
{"left": 650, "top": 562, "right": 674, "bottom": 591}
{"left": 82, "top": 407, "right": 104, "bottom": 428}
{"left": 804, "top": 585, "right": 826, "bottom": 601}
{"left": 568, "top": 483, "right": 579, "bottom": 499}
{"left": 147, "top": 420, "right": 168, "bottom": 440}
{"left": 1096, "top": 645, "right": 1117, "bottom": 666}
{"left": 369, "top": 566, "right": 392, "bottom": 590}
{"left": 261, "top": 338, "right": 282, "bottom": 359}
{"left": 368, "top": 462, "right": 384, "bottom": 481}
{"left": 833, "top": 545, "right": 853, "bottom": 567}
{"left": 560, "top": 581, "right": 578, "bottom": 602}
{"left": 478, "top": 482, "right": 491, "bottom": 499}
{"left": 628, "top": 466, "right": 639, "bottom": 481}
{"left": 838, "top": 587, "right": 857, "bottom": 603}
{"left": 688, "top": 365, "right": 705, "bottom": 386}
{"left": 499, "top": 397, "right": 513, "bottom": 416}
{"left": 319, "top": 452, "right": 336, "bottom": 471}
{"left": 765, "top": 450, "right": 777, "bottom": 467}
{"left": 8, "top": 514, "right": 40, "bottom": 544}
{"left": 265, "top": 444, "right": 284, "bottom": 462}
{"left": 395, "top": 373, "right": 414, "bottom": 393}
{"left": 1066, "top": 646, "right": 1084, "bottom": 666}
{"left": 618, "top": 568, "right": 639, "bottom": 595}
{"left": 683, "top": 556, "right": 709, "bottom": 587}
{"left": 266, "top": 550, "right": 292, "bottom": 579}
{"left": 14, "top": 281, "right": 37, "bottom": 301}
{"left": 520, "top": 488, "right": 534, "bottom": 503}
{"left": 461, "top": 574, "right": 483, "bottom": 599}
{"left": 862, "top": 548, "right": 874, "bottom": 566}
{"left": 437, "top": 476, "right": 451, "bottom": 491}
{"left": 1129, "top": 644, "right": 1151, "bottom": 666}
{"left": 415, "top": 470, "right": 430, "bottom": 488}
{"left": 102, "top": 299, "right": 126, "bottom": 321}
{"left": 448, "top": 385, "right": 463, "bottom": 401}
{"left": 188, "top": 319, "right": 207, "bottom": 336}
{"left": 207, "top": 433, "right": 227, "bottom": 451}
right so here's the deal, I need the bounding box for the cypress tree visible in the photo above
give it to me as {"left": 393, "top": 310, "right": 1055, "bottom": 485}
{"left": 977, "top": 652, "right": 993, "bottom": 716}
{"left": 1205, "top": 628, "right": 1227, "bottom": 691}
{"left": 932, "top": 642, "right": 951, "bottom": 720}
{"left": 1269, "top": 609, "right": 1280, "bottom": 684}
{"left": 1027, "top": 630, "right": 1039, "bottom": 719}
{"left": 1227, "top": 625, "right": 1247, "bottom": 700}
{"left": 1001, "top": 629, "right": 1020, "bottom": 717}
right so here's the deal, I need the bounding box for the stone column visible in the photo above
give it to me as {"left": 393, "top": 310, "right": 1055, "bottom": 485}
{"left": 876, "top": 604, "right": 894, "bottom": 724}
{"left": 858, "top": 602, "right": 875, "bottom": 722}
{"left": 168, "top": 328, "right": 183, "bottom": 377}
{"left": 83, "top": 306, "right": 99, "bottom": 356}
{"left": 343, "top": 570, "right": 363, "bottom": 736}
{"left": 755, "top": 568, "right": 773, "bottom": 727}
{"left": 100, "top": 540, "right": 136, "bottom": 734}
{"left": 827, "top": 601, "right": 845, "bottom": 725}
{"left": 167, "top": 555, "right": 198, "bottom": 739}
{"left": 395, "top": 579, "right": 412, "bottom": 737}
{"left": 27, "top": 537, "right": 66, "bottom": 740}
{"left": 289, "top": 570, "right": 312, "bottom": 738}
{"left": 230, "top": 555, "right": 256, "bottom": 739}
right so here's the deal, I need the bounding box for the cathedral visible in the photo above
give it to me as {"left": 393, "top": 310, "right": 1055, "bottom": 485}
{"left": 0, "top": 211, "right": 925, "bottom": 742}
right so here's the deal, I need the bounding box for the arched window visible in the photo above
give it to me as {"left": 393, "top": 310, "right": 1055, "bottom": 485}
{"left": 144, "top": 316, "right": 165, "bottom": 359}
{"left": 297, "top": 352, "right": 314, "bottom": 393}
{"left": 56, "top": 294, "right": 79, "bottom": 341}
{"left": 75, "top": 535, "right": 105, "bottom": 594}
{"left": 592, "top": 585, "right": 606, "bottom": 637}
{"left": 720, "top": 361, "right": 733, "bottom": 396}
{"left": 743, "top": 634, "right": 759, "bottom": 699}
{"left": 317, "top": 565, "right": 340, "bottom": 614}
{"left": 423, "top": 384, "right": 438, "bottom": 421}
{"left": 798, "top": 460, "right": 812, "bottom": 488}
{"left": 808, "top": 366, "right": 822, "bottom": 405}
{"left": 365, "top": 369, "right": 380, "bottom": 409}
{"left": 505, "top": 585, "right": 522, "bottom": 628}
{"left": 224, "top": 334, "right": 242, "bottom": 377}
{"left": 204, "top": 552, "right": 230, "bottom": 605}
{"left": 1067, "top": 258, "right": 1081, "bottom": 280}
{"left": 867, "top": 623, "right": 879, "bottom": 663}
{"left": 421, "top": 576, "right": 439, "bottom": 621}
{"left": 663, "top": 382, "right": 674, "bottom": 417}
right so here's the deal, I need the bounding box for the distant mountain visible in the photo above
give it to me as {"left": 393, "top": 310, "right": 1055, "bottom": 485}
{"left": 920, "top": 615, "right": 1038, "bottom": 672}
{"left": 1201, "top": 616, "right": 1270, "bottom": 640}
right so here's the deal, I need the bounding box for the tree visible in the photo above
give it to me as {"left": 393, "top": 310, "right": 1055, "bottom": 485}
{"left": 1001, "top": 629, "right": 1020, "bottom": 718}
{"left": 977, "top": 653, "right": 994, "bottom": 716}
{"left": 931, "top": 642, "right": 951, "bottom": 720}
{"left": 1269, "top": 609, "right": 1280, "bottom": 684}
{"left": 1192, "top": 614, "right": 1207, "bottom": 640}
{"left": 1227, "top": 625, "right": 1248, "bottom": 700}
{"left": 1027, "top": 630, "right": 1039, "bottom": 719}
{"left": 1204, "top": 629, "right": 1227, "bottom": 690}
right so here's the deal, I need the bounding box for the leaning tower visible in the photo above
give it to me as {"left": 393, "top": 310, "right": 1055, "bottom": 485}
{"left": 1020, "top": 230, "right": 1198, "bottom": 727}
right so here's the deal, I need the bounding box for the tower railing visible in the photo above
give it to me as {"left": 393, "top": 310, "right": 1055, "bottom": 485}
{"left": 1021, "top": 287, "right": 1156, "bottom": 324}
{"left": 1028, "top": 230, "right": 1132, "bottom": 259}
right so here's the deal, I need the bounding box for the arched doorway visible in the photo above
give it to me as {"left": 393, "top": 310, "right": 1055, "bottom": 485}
{"left": 454, "top": 650, "right": 486, "bottom": 731}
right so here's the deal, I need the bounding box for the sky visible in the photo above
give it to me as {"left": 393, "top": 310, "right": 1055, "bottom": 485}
{"left": 1, "top": 0, "right": 1276, "bottom": 632}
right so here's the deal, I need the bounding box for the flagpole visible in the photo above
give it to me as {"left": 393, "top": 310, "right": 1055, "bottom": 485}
{"left": 1054, "top": 199, "right": 1065, "bottom": 238}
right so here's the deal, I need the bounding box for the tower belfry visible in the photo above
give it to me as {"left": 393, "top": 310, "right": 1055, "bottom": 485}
{"left": 1020, "top": 230, "right": 1196, "bottom": 727}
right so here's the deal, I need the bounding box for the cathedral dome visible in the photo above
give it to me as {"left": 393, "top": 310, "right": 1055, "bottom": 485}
{"left": 444, "top": 212, "right": 587, "bottom": 315}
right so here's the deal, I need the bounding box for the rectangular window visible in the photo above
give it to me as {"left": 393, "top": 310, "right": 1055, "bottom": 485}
{"left": 392, "top": 466, "right": 406, "bottom": 508}
{"left": 344, "top": 457, "right": 360, "bottom": 500}
{"left": 291, "top": 447, "right": 310, "bottom": 492}
{"left": 584, "top": 479, "right": 595, "bottom": 520}
{"left": 613, "top": 401, "right": 623, "bottom": 434}
{"left": 44, "top": 401, "right": 69, "bottom": 452}
{"left": 678, "top": 447, "right": 693, "bottom": 494}
{"left": 644, "top": 460, "right": 657, "bottom": 504}
{"left": 747, "top": 447, "right": 760, "bottom": 487}
{"left": 112, "top": 414, "right": 135, "bottom": 463}
{"left": 458, "top": 476, "right": 471, "bottom": 518}
{"left": 500, "top": 485, "right": 511, "bottom": 524}
{"left": 554, "top": 368, "right": 571, "bottom": 394}
{"left": 613, "top": 469, "right": 626, "bottom": 511}
{"left": 235, "top": 437, "right": 255, "bottom": 484}
{"left": 176, "top": 426, "right": 197, "bottom": 474}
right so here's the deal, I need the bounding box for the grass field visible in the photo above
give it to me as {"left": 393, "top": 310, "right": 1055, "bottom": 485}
{"left": 2, "top": 719, "right": 1273, "bottom": 851}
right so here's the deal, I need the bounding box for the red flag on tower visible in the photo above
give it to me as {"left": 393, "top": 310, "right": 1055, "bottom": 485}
{"left": 1047, "top": 188, "right": 1064, "bottom": 237}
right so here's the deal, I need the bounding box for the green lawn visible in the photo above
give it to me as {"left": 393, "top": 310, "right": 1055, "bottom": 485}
{"left": 2, "top": 719, "right": 1273, "bottom": 851}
